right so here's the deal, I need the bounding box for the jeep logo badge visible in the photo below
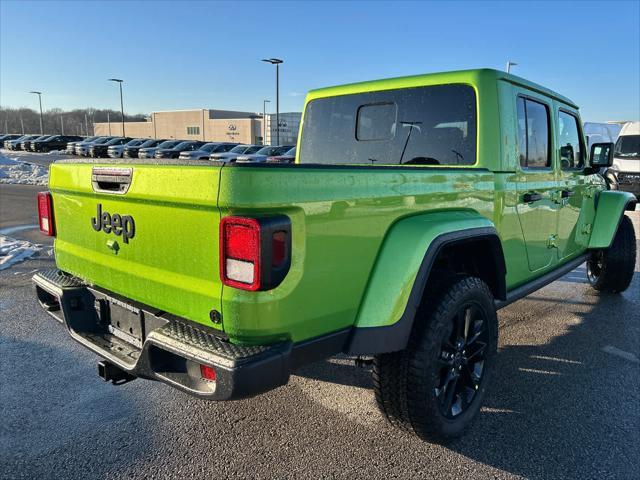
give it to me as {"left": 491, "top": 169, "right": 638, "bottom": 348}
{"left": 91, "top": 204, "right": 135, "bottom": 244}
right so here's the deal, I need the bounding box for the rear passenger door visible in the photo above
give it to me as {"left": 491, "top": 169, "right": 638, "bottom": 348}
{"left": 514, "top": 94, "right": 560, "bottom": 272}
{"left": 555, "top": 108, "right": 588, "bottom": 260}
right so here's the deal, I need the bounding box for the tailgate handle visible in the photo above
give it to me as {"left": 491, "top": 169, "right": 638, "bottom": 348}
{"left": 91, "top": 167, "right": 132, "bottom": 194}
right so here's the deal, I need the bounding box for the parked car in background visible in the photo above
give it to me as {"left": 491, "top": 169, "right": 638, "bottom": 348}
{"left": 106, "top": 138, "right": 145, "bottom": 159}
{"left": 66, "top": 136, "right": 94, "bottom": 155}
{"left": 209, "top": 144, "right": 263, "bottom": 162}
{"left": 0, "top": 134, "right": 22, "bottom": 145}
{"left": 604, "top": 121, "right": 640, "bottom": 199}
{"left": 124, "top": 138, "right": 164, "bottom": 158}
{"left": 32, "top": 135, "right": 83, "bottom": 153}
{"left": 266, "top": 146, "right": 296, "bottom": 164}
{"left": 155, "top": 140, "right": 204, "bottom": 159}
{"left": 76, "top": 137, "right": 114, "bottom": 156}
{"left": 21, "top": 135, "right": 52, "bottom": 151}
{"left": 90, "top": 137, "right": 131, "bottom": 158}
{"left": 235, "top": 145, "right": 295, "bottom": 163}
{"left": 29, "top": 137, "right": 49, "bottom": 151}
{"left": 178, "top": 142, "right": 238, "bottom": 160}
{"left": 138, "top": 139, "right": 181, "bottom": 159}
{"left": 4, "top": 134, "right": 38, "bottom": 150}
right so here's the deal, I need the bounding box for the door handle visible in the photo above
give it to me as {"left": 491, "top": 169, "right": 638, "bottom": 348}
{"left": 561, "top": 189, "right": 574, "bottom": 198}
{"left": 523, "top": 192, "right": 542, "bottom": 203}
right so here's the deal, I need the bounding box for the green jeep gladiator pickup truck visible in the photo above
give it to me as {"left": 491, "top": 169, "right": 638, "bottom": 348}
{"left": 33, "top": 69, "right": 636, "bottom": 442}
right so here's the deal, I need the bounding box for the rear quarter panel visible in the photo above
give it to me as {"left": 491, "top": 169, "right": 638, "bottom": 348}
{"left": 218, "top": 165, "right": 497, "bottom": 343}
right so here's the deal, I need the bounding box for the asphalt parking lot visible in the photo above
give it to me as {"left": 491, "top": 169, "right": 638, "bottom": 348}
{"left": 1, "top": 153, "right": 639, "bottom": 480}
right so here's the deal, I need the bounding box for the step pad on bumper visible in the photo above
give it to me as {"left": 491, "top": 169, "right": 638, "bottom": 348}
{"left": 32, "top": 269, "right": 292, "bottom": 400}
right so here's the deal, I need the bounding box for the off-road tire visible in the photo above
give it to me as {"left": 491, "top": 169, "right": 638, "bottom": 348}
{"left": 587, "top": 214, "right": 636, "bottom": 293}
{"left": 373, "top": 276, "right": 498, "bottom": 443}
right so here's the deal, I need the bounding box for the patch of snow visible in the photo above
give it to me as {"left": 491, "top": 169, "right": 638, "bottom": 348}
{"left": 48, "top": 150, "right": 67, "bottom": 155}
{"left": 0, "top": 235, "right": 47, "bottom": 270}
{"left": 0, "top": 153, "right": 48, "bottom": 185}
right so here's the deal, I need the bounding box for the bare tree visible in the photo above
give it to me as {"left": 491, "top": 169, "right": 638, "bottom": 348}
{"left": 0, "top": 106, "right": 146, "bottom": 135}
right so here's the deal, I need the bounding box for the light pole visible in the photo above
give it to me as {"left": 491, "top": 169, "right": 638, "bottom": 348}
{"left": 262, "top": 99, "right": 270, "bottom": 145}
{"left": 506, "top": 61, "right": 518, "bottom": 74}
{"left": 261, "top": 58, "right": 283, "bottom": 145}
{"left": 60, "top": 115, "right": 64, "bottom": 135}
{"left": 108, "top": 78, "right": 125, "bottom": 135}
{"left": 107, "top": 111, "right": 111, "bottom": 135}
{"left": 29, "top": 91, "right": 44, "bottom": 134}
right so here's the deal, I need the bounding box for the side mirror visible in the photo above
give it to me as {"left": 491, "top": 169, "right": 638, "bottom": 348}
{"left": 590, "top": 142, "right": 614, "bottom": 168}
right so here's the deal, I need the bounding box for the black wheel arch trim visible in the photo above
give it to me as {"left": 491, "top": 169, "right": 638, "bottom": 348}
{"left": 345, "top": 227, "right": 506, "bottom": 355}
{"left": 602, "top": 196, "right": 637, "bottom": 249}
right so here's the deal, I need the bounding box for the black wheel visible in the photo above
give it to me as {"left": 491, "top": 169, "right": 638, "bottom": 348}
{"left": 587, "top": 214, "right": 636, "bottom": 293}
{"left": 373, "top": 276, "right": 498, "bottom": 443}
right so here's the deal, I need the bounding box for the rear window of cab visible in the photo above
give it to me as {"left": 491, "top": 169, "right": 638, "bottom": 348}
{"left": 299, "top": 84, "right": 476, "bottom": 166}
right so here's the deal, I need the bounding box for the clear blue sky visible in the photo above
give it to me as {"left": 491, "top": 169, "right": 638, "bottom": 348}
{"left": 1, "top": 0, "right": 639, "bottom": 122}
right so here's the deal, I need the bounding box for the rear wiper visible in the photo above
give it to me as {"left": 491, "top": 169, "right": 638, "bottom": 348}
{"left": 398, "top": 121, "right": 422, "bottom": 164}
{"left": 451, "top": 149, "right": 464, "bottom": 162}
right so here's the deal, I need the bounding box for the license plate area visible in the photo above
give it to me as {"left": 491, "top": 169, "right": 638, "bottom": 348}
{"left": 89, "top": 287, "right": 170, "bottom": 350}
{"left": 94, "top": 294, "right": 144, "bottom": 349}
{"left": 107, "top": 301, "right": 143, "bottom": 348}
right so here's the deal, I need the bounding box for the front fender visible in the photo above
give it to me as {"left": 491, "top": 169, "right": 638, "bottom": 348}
{"left": 589, "top": 191, "right": 637, "bottom": 249}
{"left": 346, "top": 211, "right": 501, "bottom": 355}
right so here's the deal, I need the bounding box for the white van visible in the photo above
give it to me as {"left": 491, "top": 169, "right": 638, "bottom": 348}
{"left": 608, "top": 121, "right": 640, "bottom": 198}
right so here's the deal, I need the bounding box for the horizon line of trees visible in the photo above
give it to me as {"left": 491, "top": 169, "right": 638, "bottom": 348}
{"left": 0, "top": 107, "right": 148, "bottom": 136}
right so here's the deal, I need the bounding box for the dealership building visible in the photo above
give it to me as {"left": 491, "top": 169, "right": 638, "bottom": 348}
{"left": 94, "top": 109, "right": 301, "bottom": 146}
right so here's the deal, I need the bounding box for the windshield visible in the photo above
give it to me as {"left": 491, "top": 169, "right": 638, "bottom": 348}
{"left": 274, "top": 146, "right": 295, "bottom": 155}
{"left": 614, "top": 135, "right": 640, "bottom": 159}
{"left": 229, "top": 145, "right": 249, "bottom": 153}
{"left": 284, "top": 147, "right": 296, "bottom": 156}
{"left": 199, "top": 143, "right": 220, "bottom": 153}
{"left": 255, "top": 146, "right": 284, "bottom": 156}
{"left": 139, "top": 139, "right": 162, "bottom": 148}
{"left": 174, "top": 141, "right": 200, "bottom": 150}
{"left": 125, "top": 139, "right": 144, "bottom": 147}
{"left": 157, "top": 140, "right": 180, "bottom": 149}
{"left": 105, "top": 138, "right": 125, "bottom": 145}
{"left": 212, "top": 144, "right": 235, "bottom": 153}
{"left": 92, "top": 137, "right": 113, "bottom": 145}
{"left": 299, "top": 84, "right": 476, "bottom": 165}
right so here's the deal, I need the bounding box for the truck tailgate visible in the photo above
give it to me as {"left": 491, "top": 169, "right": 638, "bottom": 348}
{"left": 49, "top": 161, "right": 223, "bottom": 330}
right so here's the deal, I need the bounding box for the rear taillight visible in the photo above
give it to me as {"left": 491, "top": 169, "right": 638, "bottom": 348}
{"left": 37, "top": 191, "right": 55, "bottom": 236}
{"left": 220, "top": 216, "right": 291, "bottom": 291}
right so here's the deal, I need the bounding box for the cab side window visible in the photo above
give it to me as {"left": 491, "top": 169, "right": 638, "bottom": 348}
{"left": 558, "top": 111, "right": 584, "bottom": 169}
{"left": 517, "top": 97, "right": 551, "bottom": 169}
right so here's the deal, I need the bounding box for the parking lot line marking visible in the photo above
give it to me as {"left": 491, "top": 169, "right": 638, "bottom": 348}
{"left": 518, "top": 367, "right": 561, "bottom": 375}
{"left": 529, "top": 355, "right": 582, "bottom": 364}
{"left": 602, "top": 345, "right": 639, "bottom": 364}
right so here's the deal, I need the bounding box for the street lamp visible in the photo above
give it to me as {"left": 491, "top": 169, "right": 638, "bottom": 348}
{"left": 262, "top": 99, "right": 270, "bottom": 145}
{"left": 506, "top": 61, "right": 518, "bottom": 74}
{"left": 29, "top": 91, "right": 44, "bottom": 134}
{"left": 108, "top": 78, "right": 125, "bottom": 136}
{"left": 261, "top": 58, "right": 283, "bottom": 145}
